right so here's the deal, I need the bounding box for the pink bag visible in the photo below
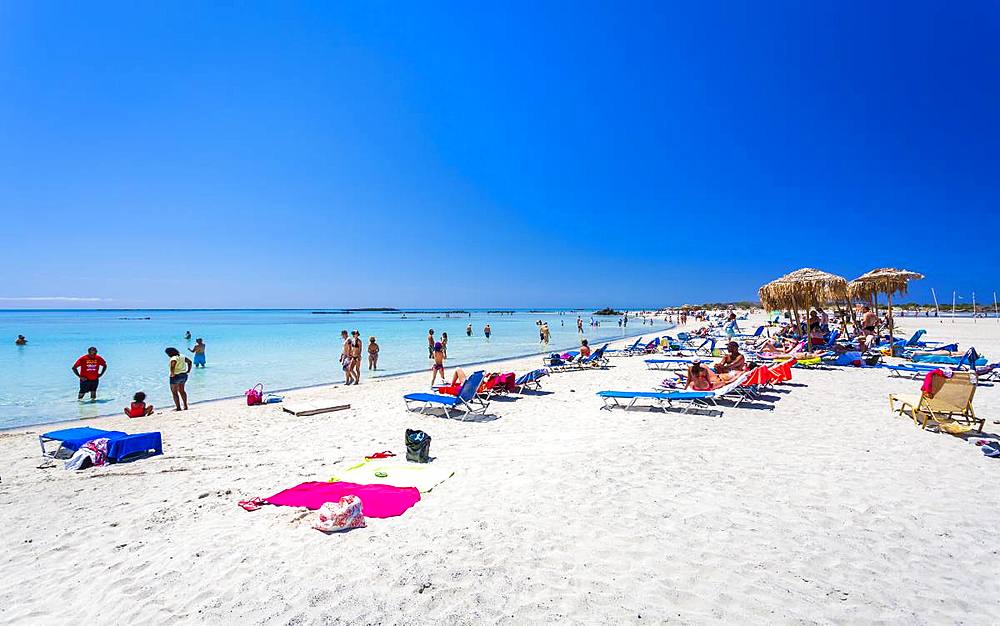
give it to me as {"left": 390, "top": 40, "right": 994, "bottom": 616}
{"left": 312, "top": 495, "right": 366, "bottom": 532}
{"left": 245, "top": 384, "right": 264, "bottom": 406}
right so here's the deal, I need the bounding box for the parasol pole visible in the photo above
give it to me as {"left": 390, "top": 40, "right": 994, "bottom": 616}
{"left": 994, "top": 291, "right": 998, "bottom": 321}
{"left": 931, "top": 287, "right": 940, "bottom": 318}
{"left": 973, "top": 292, "right": 976, "bottom": 323}
{"left": 887, "top": 291, "right": 895, "bottom": 357}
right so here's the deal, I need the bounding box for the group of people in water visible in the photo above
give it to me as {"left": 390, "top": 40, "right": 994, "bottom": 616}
{"left": 339, "top": 330, "right": 378, "bottom": 386}
{"left": 62, "top": 332, "right": 208, "bottom": 415}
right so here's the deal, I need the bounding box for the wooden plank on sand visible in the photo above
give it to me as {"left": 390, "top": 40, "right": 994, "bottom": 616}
{"left": 282, "top": 403, "right": 351, "bottom": 417}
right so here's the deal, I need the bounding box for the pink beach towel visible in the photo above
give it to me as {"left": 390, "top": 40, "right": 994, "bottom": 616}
{"left": 264, "top": 481, "right": 420, "bottom": 518}
{"left": 920, "top": 368, "right": 953, "bottom": 397}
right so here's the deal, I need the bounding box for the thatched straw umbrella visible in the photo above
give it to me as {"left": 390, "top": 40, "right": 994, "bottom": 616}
{"left": 849, "top": 268, "right": 924, "bottom": 356}
{"left": 758, "top": 268, "right": 851, "bottom": 331}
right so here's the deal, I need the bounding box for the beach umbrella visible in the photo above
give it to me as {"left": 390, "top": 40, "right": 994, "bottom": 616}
{"left": 758, "top": 268, "right": 851, "bottom": 329}
{"left": 849, "top": 268, "right": 924, "bottom": 356}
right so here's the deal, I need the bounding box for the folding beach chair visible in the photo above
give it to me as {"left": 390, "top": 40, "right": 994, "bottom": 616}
{"left": 597, "top": 371, "right": 751, "bottom": 414}
{"left": 888, "top": 371, "right": 983, "bottom": 433}
{"left": 404, "top": 370, "right": 489, "bottom": 419}
{"left": 513, "top": 368, "right": 549, "bottom": 392}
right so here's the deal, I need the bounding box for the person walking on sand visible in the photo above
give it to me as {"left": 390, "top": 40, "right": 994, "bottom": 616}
{"left": 72, "top": 346, "right": 107, "bottom": 401}
{"left": 165, "top": 347, "right": 192, "bottom": 411}
{"left": 484, "top": 324, "right": 491, "bottom": 339}
{"left": 189, "top": 338, "right": 207, "bottom": 368}
{"left": 861, "top": 306, "right": 879, "bottom": 340}
{"left": 427, "top": 329, "right": 435, "bottom": 358}
{"left": 368, "top": 336, "right": 380, "bottom": 370}
{"left": 350, "top": 330, "right": 363, "bottom": 384}
{"left": 430, "top": 341, "right": 446, "bottom": 386}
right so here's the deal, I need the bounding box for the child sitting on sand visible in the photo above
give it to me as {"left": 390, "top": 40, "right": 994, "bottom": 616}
{"left": 123, "top": 391, "right": 154, "bottom": 418}
{"left": 430, "top": 342, "right": 446, "bottom": 385}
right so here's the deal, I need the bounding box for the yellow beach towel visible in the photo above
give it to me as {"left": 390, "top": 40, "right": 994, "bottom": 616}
{"left": 329, "top": 461, "right": 454, "bottom": 493}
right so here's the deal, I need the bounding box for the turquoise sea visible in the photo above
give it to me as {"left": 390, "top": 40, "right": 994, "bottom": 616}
{"left": 1, "top": 309, "right": 670, "bottom": 429}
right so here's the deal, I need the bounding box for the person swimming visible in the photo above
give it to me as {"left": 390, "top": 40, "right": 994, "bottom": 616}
{"left": 15, "top": 334, "right": 27, "bottom": 345}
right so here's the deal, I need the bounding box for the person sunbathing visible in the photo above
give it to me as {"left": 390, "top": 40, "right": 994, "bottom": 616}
{"left": 686, "top": 362, "right": 721, "bottom": 391}
{"left": 715, "top": 342, "right": 746, "bottom": 375}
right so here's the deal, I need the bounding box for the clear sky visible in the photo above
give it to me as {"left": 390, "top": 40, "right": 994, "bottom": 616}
{"left": 1, "top": 1, "right": 998, "bottom": 309}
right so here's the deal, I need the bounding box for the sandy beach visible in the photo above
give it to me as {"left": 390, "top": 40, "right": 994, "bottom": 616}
{"left": 2, "top": 314, "right": 999, "bottom": 624}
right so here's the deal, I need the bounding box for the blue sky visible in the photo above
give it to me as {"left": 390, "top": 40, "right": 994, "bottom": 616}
{"left": 1, "top": 1, "right": 998, "bottom": 308}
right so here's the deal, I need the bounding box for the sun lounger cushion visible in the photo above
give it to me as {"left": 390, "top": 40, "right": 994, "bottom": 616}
{"left": 42, "top": 427, "right": 127, "bottom": 452}
{"left": 402, "top": 393, "right": 460, "bottom": 406}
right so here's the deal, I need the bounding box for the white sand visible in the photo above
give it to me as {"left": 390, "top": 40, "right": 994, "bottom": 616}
{"left": 2, "top": 315, "right": 999, "bottom": 624}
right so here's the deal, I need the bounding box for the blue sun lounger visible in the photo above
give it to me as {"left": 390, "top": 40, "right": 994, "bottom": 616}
{"left": 39, "top": 427, "right": 163, "bottom": 462}
{"left": 645, "top": 357, "right": 702, "bottom": 370}
{"left": 513, "top": 368, "right": 549, "bottom": 392}
{"left": 597, "top": 372, "right": 751, "bottom": 413}
{"left": 404, "top": 370, "right": 487, "bottom": 419}
{"left": 607, "top": 337, "right": 643, "bottom": 357}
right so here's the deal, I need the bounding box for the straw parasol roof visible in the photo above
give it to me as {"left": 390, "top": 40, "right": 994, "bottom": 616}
{"left": 849, "top": 268, "right": 923, "bottom": 357}
{"left": 758, "top": 268, "right": 850, "bottom": 311}
{"left": 848, "top": 268, "right": 925, "bottom": 300}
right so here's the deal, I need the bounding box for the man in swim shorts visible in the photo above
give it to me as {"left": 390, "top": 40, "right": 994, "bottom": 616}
{"left": 189, "top": 338, "right": 207, "bottom": 367}
{"left": 72, "top": 346, "right": 107, "bottom": 400}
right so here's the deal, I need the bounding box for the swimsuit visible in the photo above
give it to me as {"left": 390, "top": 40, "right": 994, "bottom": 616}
{"left": 193, "top": 351, "right": 206, "bottom": 366}
{"left": 169, "top": 373, "right": 188, "bottom": 385}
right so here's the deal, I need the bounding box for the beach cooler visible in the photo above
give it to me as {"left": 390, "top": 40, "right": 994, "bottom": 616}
{"left": 40, "top": 427, "right": 163, "bottom": 463}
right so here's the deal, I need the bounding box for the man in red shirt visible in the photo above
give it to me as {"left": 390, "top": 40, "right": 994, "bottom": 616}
{"left": 72, "top": 346, "right": 107, "bottom": 400}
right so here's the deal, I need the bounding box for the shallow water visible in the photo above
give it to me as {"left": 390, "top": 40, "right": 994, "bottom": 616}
{"left": 0, "top": 309, "right": 670, "bottom": 429}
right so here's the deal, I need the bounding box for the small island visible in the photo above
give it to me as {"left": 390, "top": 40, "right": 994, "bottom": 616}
{"left": 593, "top": 307, "right": 622, "bottom": 316}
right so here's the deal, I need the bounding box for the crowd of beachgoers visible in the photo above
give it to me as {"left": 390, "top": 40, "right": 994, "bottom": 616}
{"left": 3, "top": 307, "right": 998, "bottom": 623}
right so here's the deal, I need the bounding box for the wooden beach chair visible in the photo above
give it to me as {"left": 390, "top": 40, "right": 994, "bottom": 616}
{"left": 888, "top": 371, "right": 983, "bottom": 434}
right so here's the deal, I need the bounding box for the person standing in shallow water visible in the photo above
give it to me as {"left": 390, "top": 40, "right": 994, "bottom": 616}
{"left": 484, "top": 324, "right": 491, "bottom": 339}
{"left": 339, "top": 330, "right": 354, "bottom": 385}
{"left": 165, "top": 347, "right": 192, "bottom": 411}
{"left": 466, "top": 323, "right": 473, "bottom": 337}
{"left": 350, "top": 330, "right": 363, "bottom": 384}
{"left": 189, "top": 338, "right": 206, "bottom": 368}
{"left": 368, "top": 336, "right": 379, "bottom": 370}
{"left": 72, "top": 346, "right": 107, "bottom": 400}
{"left": 427, "top": 329, "right": 435, "bottom": 359}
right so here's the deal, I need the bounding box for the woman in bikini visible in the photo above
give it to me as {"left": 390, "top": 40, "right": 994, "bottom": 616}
{"left": 686, "top": 361, "right": 720, "bottom": 391}
{"left": 368, "top": 336, "right": 379, "bottom": 370}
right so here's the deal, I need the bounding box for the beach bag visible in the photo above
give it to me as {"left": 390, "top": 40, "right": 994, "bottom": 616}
{"left": 312, "top": 496, "right": 366, "bottom": 533}
{"left": 245, "top": 384, "right": 264, "bottom": 406}
{"left": 405, "top": 429, "right": 431, "bottom": 463}
{"left": 863, "top": 352, "right": 881, "bottom": 366}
